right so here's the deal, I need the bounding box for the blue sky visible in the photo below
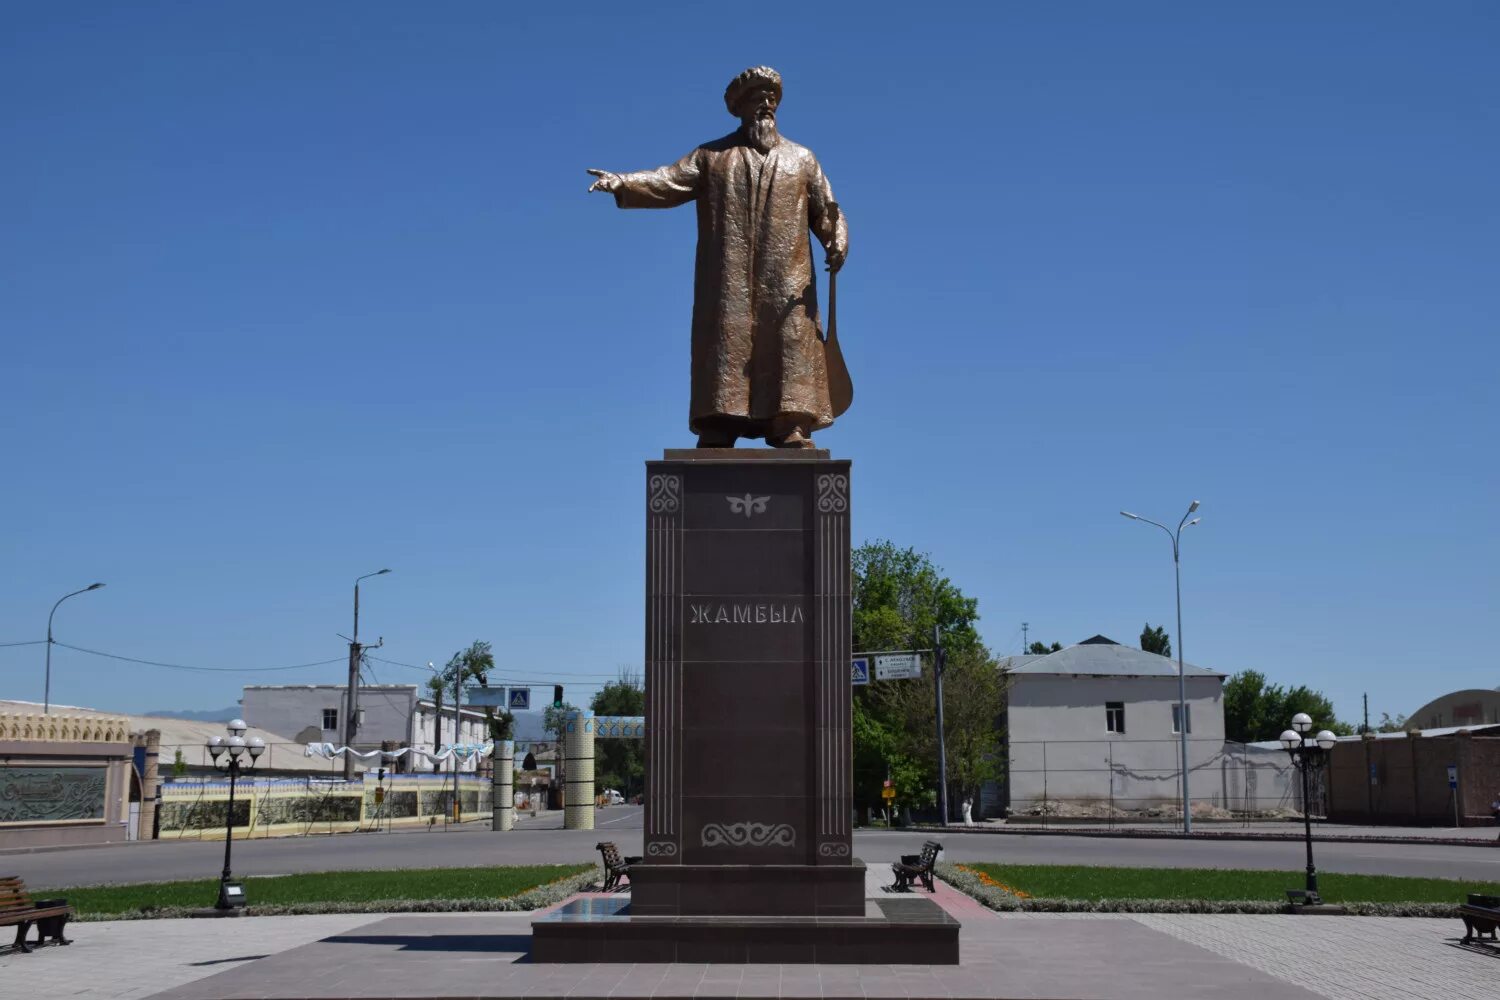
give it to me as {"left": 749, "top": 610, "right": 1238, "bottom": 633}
{"left": 3, "top": 3, "right": 1495, "bottom": 729}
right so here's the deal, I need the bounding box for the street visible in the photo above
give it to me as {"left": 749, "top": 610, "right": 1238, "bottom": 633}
{"left": 7, "top": 805, "right": 1498, "bottom": 888}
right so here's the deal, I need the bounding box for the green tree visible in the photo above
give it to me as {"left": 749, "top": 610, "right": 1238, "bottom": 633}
{"left": 1140, "top": 623, "right": 1171, "bottom": 657}
{"left": 171, "top": 748, "right": 187, "bottom": 779}
{"left": 591, "top": 668, "right": 645, "bottom": 799}
{"left": 866, "top": 646, "right": 1009, "bottom": 821}
{"left": 1223, "top": 670, "right": 1354, "bottom": 742}
{"left": 543, "top": 701, "right": 579, "bottom": 741}
{"left": 1376, "top": 712, "right": 1409, "bottom": 733}
{"left": 850, "top": 541, "right": 1001, "bottom": 821}
{"left": 852, "top": 541, "right": 980, "bottom": 655}
{"left": 1027, "top": 641, "right": 1062, "bottom": 655}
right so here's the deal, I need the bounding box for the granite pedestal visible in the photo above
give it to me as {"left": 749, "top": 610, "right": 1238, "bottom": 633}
{"left": 533, "top": 449, "right": 959, "bottom": 963}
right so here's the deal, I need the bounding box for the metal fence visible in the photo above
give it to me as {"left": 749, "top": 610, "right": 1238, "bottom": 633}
{"left": 989, "top": 738, "right": 1325, "bottom": 825}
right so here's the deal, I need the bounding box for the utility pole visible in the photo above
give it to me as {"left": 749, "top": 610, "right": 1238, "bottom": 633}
{"left": 1362, "top": 693, "right": 1369, "bottom": 735}
{"left": 343, "top": 569, "right": 390, "bottom": 781}
{"left": 933, "top": 624, "right": 950, "bottom": 827}
{"left": 452, "top": 662, "right": 464, "bottom": 825}
{"left": 1021, "top": 622, "right": 1029, "bottom": 654}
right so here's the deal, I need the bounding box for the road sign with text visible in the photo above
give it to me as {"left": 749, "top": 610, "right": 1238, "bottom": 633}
{"left": 875, "top": 653, "right": 922, "bottom": 681}
{"left": 465, "top": 686, "right": 509, "bottom": 707}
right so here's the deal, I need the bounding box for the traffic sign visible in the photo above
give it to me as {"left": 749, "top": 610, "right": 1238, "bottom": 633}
{"left": 508, "top": 688, "right": 531, "bottom": 711}
{"left": 465, "top": 686, "right": 509, "bottom": 707}
{"left": 881, "top": 786, "right": 896, "bottom": 800}
{"left": 851, "top": 657, "right": 871, "bottom": 685}
{"left": 875, "top": 653, "right": 922, "bottom": 681}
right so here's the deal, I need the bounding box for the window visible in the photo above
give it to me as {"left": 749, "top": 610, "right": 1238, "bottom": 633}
{"left": 1105, "top": 702, "right": 1125, "bottom": 734}
{"left": 1173, "top": 703, "right": 1192, "bottom": 734}
{"left": 322, "top": 708, "right": 338, "bottom": 731}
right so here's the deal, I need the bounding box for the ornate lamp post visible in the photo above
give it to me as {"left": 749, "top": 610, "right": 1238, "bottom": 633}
{"left": 1279, "top": 712, "right": 1337, "bottom": 900}
{"left": 206, "top": 719, "right": 264, "bottom": 910}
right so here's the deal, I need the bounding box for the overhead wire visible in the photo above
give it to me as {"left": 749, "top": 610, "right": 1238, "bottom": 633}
{"left": 51, "top": 642, "right": 345, "bottom": 674}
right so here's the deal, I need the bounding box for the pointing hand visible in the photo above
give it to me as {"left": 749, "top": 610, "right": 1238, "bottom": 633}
{"left": 587, "top": 168, "right": 622, "bottom": 194}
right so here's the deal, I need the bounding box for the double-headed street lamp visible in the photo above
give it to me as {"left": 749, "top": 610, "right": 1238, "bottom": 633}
{"left": 1120, "top": 502, "right": 1200, "bottom": 833}
{"left": 206, "top": 718, "right": 265, "bottom": 910}
{"left": 1279, "top": 713, "right": 1337, "bottom": 900}
{"left": 44, "top": 583, "right": 106, "bottom": 714}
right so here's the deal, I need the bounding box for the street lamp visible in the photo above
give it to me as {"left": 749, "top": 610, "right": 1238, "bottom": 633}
{"left": 1120, "top": 502, "right": 1200, "bottom": 833}
{"left": 44, "top": 583, "right": 106, "bottom": 714}
{"left": 206, "top": 719, "right": 264, "bottom": 909}
{"left": 1279, "top": 714, "right": 1337, "bottom": 902}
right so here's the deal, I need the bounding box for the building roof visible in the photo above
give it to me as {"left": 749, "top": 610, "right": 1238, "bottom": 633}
{"left": 1005, "top": 635, "right": 1223, "bottom": 679}
{"left": 0, "top": 699, "right": 357, "bottom": 773}
{"left": 1247, "top": 723, "right": 1500, "bottom": 750}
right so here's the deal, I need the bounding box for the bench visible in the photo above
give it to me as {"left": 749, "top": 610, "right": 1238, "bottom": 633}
{"left": 891, "top": 840, "right": 942, "bottom": 892}
{"left": 1459, "top": 894, "right": 1499, "bottom": 946}
{"left": 596, "top": 841, "right": 641, "bottom": 892}
{"left": 0, "top": 876, "right": 73, "bottom": 954}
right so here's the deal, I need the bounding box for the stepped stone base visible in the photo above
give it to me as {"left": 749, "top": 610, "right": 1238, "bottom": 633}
{"left": 629, "top": 863, "right": 867, "bottom": 917}
{"left": 531, "top": 895, "right": 960, "bottom": 964}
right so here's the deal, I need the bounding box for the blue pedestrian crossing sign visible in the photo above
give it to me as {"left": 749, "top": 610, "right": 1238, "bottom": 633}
{"left": 507, "top": 688, "right": 531, "bottom": 711}
{"left": 851, "top": 657, "right": 871, "bottom": 686}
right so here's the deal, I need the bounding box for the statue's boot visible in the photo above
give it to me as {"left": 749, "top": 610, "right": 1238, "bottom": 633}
{"left": 695, "top": 428, "right": 737, "bottom": 448}
{"left": 768, "top": 426, "right": 816, "bottom": 449}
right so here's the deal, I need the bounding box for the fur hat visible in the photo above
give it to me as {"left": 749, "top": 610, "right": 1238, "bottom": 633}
{"left": 724, "top": 65, "right": 782, "bottom": 116}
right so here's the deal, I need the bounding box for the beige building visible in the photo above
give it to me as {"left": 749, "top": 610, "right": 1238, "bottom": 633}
{"left": 1407, "top": 689, "right": 1500, "bottom": 730}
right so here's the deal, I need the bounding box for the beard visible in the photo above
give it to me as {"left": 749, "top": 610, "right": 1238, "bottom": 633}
{"left": 745, "top": 114, "right": 779, "bottom": 153}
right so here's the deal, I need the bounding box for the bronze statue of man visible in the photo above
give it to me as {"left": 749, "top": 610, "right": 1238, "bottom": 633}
{"left": 588, "top": 66, "right": 850, "bottom": 449}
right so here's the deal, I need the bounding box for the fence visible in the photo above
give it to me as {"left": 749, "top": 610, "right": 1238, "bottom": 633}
{"left": 991, "top": 738, "right": 1323, "bottom": 824}
{"left": 153, "top": 741, "right": 494, "bottom": 840}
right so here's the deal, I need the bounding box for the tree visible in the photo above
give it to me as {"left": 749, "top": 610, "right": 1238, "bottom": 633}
{"left": 171, "top": 748, "right": 187, "bottom": 779}
{"left": 1375, "top": 712, "right": 1409, "bottom": 734}
{"left": 1140, "top": 624, "right": 1171, "bottom": 657}
{"left": 425, "top": 641, "right": 505, "bottom": 772}
{"left": 1223, "top": 670, "right": 1354, "bottom": 742}
{"left": 1027, "top": 641, "right": 1062, "bottom": 655}
{"left": 591, "top": 668, "right": 645, "bottom": 799}
{"left": 865, "top": 645, "right": 1009, "bottom": 820}
{"left": 852, "top": 541, "right": 980, "bottom": 655}
{"left": 543, "top": 701, "right": 579, "bottom": 742}
{"left": 850, "top": 541, "right": 1002, "bottom": 821}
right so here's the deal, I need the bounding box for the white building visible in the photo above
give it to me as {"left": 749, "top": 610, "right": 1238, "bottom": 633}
{"left": 240, "top": 684, "right": 492, "bottom": 773}
{"left": 998, "top": 635, "right": 1226, "bottom": 816}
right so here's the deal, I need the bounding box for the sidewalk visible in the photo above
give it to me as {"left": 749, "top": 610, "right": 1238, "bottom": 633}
{"left": 4, "top": 875, "right": 1494, "bottom": 999}
{"left": 910, "top": 820, "right": 1500, "bottom": 846}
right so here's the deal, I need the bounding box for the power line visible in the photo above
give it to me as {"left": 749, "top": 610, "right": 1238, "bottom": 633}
{"left": 0, "top": 640, "right": 47, "bottom": 648}
{"left": 364, "top": 654, "right": 619, "bottom": 682}
{"left": 52, "top": 642, "right": 344, "bottom": 674}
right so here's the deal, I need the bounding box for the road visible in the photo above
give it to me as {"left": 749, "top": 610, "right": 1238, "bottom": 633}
{"left": 7, "top": 806, "right": 1497, "bottom": 888}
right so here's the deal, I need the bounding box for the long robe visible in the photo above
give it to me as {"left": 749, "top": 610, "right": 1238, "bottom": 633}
{"left": 612, "top": 130, "right": 849, "bottom": 437}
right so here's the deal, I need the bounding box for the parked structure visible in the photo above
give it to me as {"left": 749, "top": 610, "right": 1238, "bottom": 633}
{"left": 240, "top": 684, "right": 491, "bottom": 773}
{"left": 997, "top": 635, "right": 1230, "bottom": 817}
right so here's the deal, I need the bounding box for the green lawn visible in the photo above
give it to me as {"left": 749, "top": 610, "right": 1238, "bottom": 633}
{"left": 963, "top": 863, "right": 1500, "bottom": 904}
{"left": 37, "top": 863, "right": 592, "bottom": 916}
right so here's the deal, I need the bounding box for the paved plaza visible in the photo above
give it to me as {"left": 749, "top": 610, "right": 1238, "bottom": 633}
{"left": 4, "top": 866, "right": 1494, "bottom": 999}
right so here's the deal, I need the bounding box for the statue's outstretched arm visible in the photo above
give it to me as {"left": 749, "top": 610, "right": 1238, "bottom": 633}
{"left": 585, "top": 150, "right": 701, "bottom": 209}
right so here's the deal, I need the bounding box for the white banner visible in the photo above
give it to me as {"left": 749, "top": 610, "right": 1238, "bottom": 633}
{"left": 303, "top": 742, "right": 495, "bottom": 764}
